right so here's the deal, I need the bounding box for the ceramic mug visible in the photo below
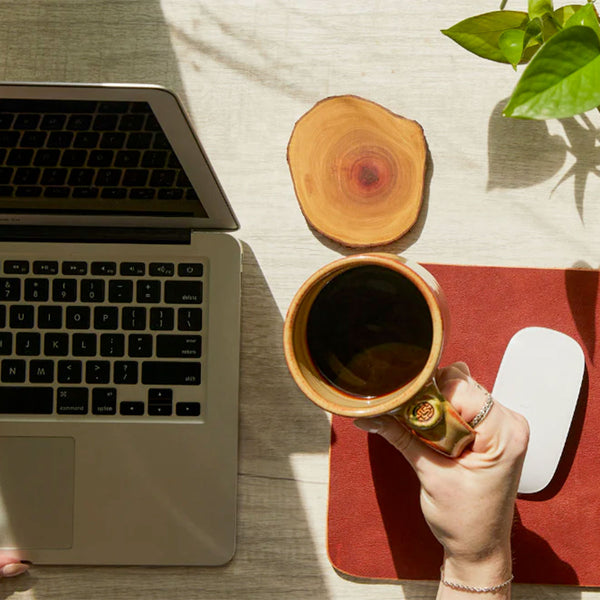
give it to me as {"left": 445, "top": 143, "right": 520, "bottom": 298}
{"left": 283, "top": 253, "right": 475, "bottom": 457}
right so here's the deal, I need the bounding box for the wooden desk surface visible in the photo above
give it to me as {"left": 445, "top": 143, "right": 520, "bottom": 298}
{"left": 0, "top": 1, "right": 597, "bottom": 598}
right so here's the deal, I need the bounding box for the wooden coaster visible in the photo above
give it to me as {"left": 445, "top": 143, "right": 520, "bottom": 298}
{"left": 287, "top": 95, "right": 427, "bottom": 247}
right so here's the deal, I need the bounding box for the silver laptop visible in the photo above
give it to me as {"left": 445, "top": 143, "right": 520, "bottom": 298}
{"left": 0, "top": 83, "right": 241, "bottom": 565}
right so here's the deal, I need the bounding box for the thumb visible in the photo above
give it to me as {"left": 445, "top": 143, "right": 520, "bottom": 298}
{"left": 354, "top": 415, "right": 446, "bottom": 474}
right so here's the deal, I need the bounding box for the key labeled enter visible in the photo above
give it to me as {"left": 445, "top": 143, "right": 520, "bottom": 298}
{"left": 156, "top": 334, "right": 202, "bottom": 358}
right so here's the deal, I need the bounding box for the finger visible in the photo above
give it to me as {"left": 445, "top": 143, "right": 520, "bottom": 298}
{"left": 354, "top": 415, "right": 447, "bottom": 473}
{"left": 436, "top": 362, "right": 470, "bottom": 388}
{"left": 0, "top": 562, "right": 29, "bottom": 577}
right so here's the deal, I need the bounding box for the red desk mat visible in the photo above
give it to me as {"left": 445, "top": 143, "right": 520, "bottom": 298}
{"left": 328, "top": 263, "right": 600, "bottom": 586}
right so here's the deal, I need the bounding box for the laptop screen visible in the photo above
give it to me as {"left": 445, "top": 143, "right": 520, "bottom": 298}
{"left": 0, "top": 84, "right": 239, "bottom": 230}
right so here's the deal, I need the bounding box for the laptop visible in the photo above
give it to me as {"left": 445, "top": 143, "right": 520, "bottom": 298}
{"left": 0, "top": 82, "right": 241, "bottom": 566}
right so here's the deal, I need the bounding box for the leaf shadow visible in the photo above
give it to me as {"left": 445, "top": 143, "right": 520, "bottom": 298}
{"left": 488, "top": 99, "right": 600, "bottom": 221}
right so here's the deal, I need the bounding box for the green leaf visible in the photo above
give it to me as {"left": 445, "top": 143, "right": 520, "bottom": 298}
{"left": 553, "top": 4, "right": 586, "bottom": 27}
{"left": 563, "top": 2, "right": 600, "bottom": 39}
{"left": 499, "top": 29, "right": 527, "bottom": 67}
{"left": 442, "top": 11, "right": 530, "bottom": 63}
{"left": 504, "top": 25, "right": 600, "bottom": 119}
{"left": 529, "top": 0, "right": 554, "bottom": 19}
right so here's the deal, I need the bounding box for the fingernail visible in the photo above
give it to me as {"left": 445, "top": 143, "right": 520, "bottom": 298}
{"left": 1, "top": 562, "right": 30, "bottom": 577}
{"left": 354, "top": 417, "right": 384, "bottom": 433}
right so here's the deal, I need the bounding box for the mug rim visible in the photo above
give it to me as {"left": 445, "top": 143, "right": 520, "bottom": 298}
{"left": 283, "top": 253, "right": 446, "bottom": 417}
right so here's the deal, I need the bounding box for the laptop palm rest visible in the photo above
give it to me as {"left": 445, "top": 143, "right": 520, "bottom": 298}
{"left": 0, "top": 437, "right": 74, "bottom": 549}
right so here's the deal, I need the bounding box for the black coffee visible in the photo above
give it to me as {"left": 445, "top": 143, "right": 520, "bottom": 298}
{"left": 306, "top": 265, "right": 433, "bottom": 398}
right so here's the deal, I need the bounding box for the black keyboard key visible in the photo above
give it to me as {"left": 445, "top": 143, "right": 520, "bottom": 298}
{"left": 47, "top": 131, "right": 73, "bottom": 148}
{"left": 153, "top": 132, "right": 172, "bottom": 150}
{"left": 136, "top": 280, "right": 161, "bottom": 303}
{"left": 40, "top": 114, "right": 66, "bottom": 130}
{"left": 109, "top": 280, "right": 133, "bottom": 302}
{"left": 15, "top": 185, "right": 42, "bottom": 198}
{"left": 0, "top": 386, "right": 53, "bottom": 414}
{"left": 165, "top": 281, "right": 202, "bottom": 304}
{"left": 73, "top": 187, "right": 99, "bottom": 199}
{"left": 14, "top": 113, "right": 41, "bottom": 130}
{"left": 122, "top": 307, "right": 146, "bottom": 330}
{"left": 100, "top": 132, "right": 126, "bottom": 149}
{"left": 61, "top": 149, "right": 87, "bottom": 167}
{"left": 101, "top": 187, "right": 127, "bottom": 199}
{"left": 141, "top": 150, "right": 166, "bottom": 168}
{"left": 122, "top": 168, "right": 148, "bottom": 187}
{"left": 93, "top": 114, "right": 118, "bottom": 131}
{"left": 0, "top": 278, "right": 21, "bottom": 301}
{"left": 92, "top": 388, "right": 117, "bottom": 415}
{"left": 10, "top": 305, "right": 34, "bottom": 328}
{"left": 86, "top": 360, "right": 110, "bottom": 384}
{"left": 100, "top": 333, "right": 125, "bottom": 357}
{"left": 0, "top": 332, "right": 12, "bottom": 355}
{"left": 33, "top": 260, "right": 59, "bottom": 275}
{"left": 0, "top": 113, "right": 13, "bottom": 128}
{"left": 38, "top": 306, "right": 62, "bottom": 329}
{"left": 72, "top": 333, "right": 97, "bottom": 356}
{"left": 68, "top": 168, "right": 94, "bottom": 187}
{"left": 120, "top": 401, "right": 144, "bottom": 416}
{"left": 52, "top": 279, "right": 77, "bottom": 302}
{"left": 20, "top": 131, "right": 47, "bottom": 147}
{"left": 115, "top": 150, "right": 140, "bottom": 167}
{"left": 91, "top": 261, "right": 116, "bottom": 276}
{"left": 4, "top": 260, "right": 29, "bottom": 274}
{"left": 94, "top": 306, "right": 118, "bottom": 329}
{"left": 178, "top": 263, "right": 203, "bottom": 277}
{"left": 176, "top": 402, "right": 201, "bottom": 417}
{"left": 44, "top": 186, "right": 69, "bottom": 198}
{"left": 14, "top": 167, "right": 40, "bottom": 185}
{"left": 67, "top": 114, "right": 93, "bottom": 130}
{"left": 0, "top": 305, "right": 4, "bottom": 327}
{"left": 44, "top": 332, "right": 68, "bottom": 356}
{"left": 0, "top": 167, "right": 13, "bottom": 184}
{"left": 40, "top": 167, "right": 67, "bottom": 185}
{"left": 148, "top": 388, "right": 173, "bottom": 416}
{"left": 149, "top": 263, "right": 174, "bottom": 277}
{"left": 98, "top": 101, "right": 128, "bottom": 113}
{"left": 62, "top": 261, "right": 88, "bottom": 275}
{"left": 95, "top": 169, "right": 121, "bottom": 187}
{"left": 145, "top": 114, "right": 161, "bottom": 131}
{"left": 150, "top": 169, "right": 175, "bottom": 187}
{"left": 81, "top": 279, "right": 105, "bottom": 302}
{"left": 6, "top": 148, "right": 34, "bottom": 166}
{"left": 120, "top": 262, "right": 145, "bottom": 276}
{"left": 35, "top": 149, "right": 61, "bottom": 167}
{"left": 128, "top": 333, "right": 152, "bottom": 357}
{"left": 0, "top": 131, "right": 20, "bottom": 147}
{"left": 66, "top": 306, "right": 90, "bottom": 329}
{"left": 114, "top": 360, "right": 138, "bottom": 384}
{"left": 57, "top": 360, "right": 82, "bottom": 384}
{"left": 156, "top": 335, "right": 202, "bottom": 358}
{"left": 15, "top": 332, "right": 40, "bottom": 355}
{"left": 150, "top": 307, "right": 174, "bottom": 330}
{"left": 57, "top": 387, "right": 88, "bottom": 415}
{"left": 141, "top": 361, "right": 201, "bottom": 385}
{"left": 119, "top": 114, "right": 144, "bottom": 131}
{"left": 29, "top": 360, "right": 54, "bottom": 383}
{"left": 25, "top": 278, "right": 49, "bottom": 301}
{"left": 158, "top": 188, "right": 184, "bottom": 200}
{"left": 126, "top": 132, "right": 152, "bottom": 149}
{"left": 129, "top": 188, "right": 155, "bottom": 199}
{"left": 88, "top": 149, "right": 114, "bottom": 167}
{"left": 1, "top": 359, "right": 26, "bottom": 382}
{"left": 0, "top": 185, "right": 14, "bottom": 196}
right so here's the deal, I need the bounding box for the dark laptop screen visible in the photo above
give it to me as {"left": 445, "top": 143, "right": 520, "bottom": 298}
{"left": 0, "top": 99, "right": 208, "bottom": 218}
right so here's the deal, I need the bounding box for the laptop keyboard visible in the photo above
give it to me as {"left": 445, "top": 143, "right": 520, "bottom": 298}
{"left": 0, "top": 257, "right": 204, "bottom": 419}
{"left": 0, "top": 99, "right": 198, "bottom": 201}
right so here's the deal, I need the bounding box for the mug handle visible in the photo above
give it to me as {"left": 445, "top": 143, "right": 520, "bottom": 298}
{"left": 395, "top": 379, "right": 476, "bottom": 457}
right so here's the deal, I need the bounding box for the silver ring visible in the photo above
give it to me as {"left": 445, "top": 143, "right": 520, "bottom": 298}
{"left": 468, "top": 390, "right": 494, "bottom": 428}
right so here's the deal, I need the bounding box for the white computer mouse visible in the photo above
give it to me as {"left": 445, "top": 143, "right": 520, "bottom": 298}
{"left": 491, "top": 327, "right": 585, "bottom": 494}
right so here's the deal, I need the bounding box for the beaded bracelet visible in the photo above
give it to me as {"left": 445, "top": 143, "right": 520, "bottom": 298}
{"left": 440, "top": 568, "right": 514, "bottom": 594}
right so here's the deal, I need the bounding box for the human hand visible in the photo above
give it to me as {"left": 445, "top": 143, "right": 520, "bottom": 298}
{"left": 355, "top": 362, "right": 529, "bottom": 598}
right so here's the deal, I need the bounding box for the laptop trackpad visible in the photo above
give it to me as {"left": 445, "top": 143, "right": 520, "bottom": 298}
{"left": 0, "top": 437, "right": 74, "bottom": 549}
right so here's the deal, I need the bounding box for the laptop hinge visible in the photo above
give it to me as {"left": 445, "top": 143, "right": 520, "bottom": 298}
{"left": 0, "top": 226, "right": 191, "bottom": 244}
